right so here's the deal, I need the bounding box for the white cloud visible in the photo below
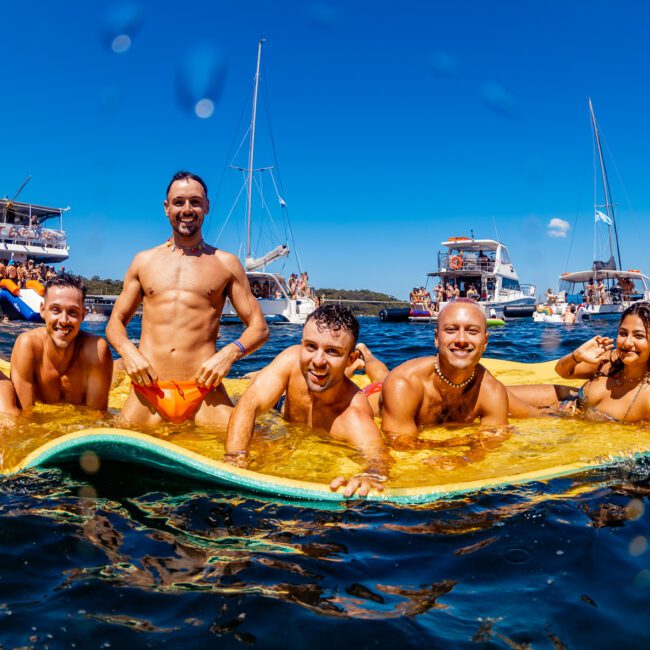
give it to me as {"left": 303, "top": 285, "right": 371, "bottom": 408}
{"left": 547, "top": 218, "right": 570, "bottom": 238}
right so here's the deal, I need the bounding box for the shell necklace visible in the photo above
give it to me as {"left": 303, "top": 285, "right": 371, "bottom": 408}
{"left": 433, "top": 355, "right": 475, "bottom": 389}
{"left": 166, "top": 238, "right": 204, "bottom": 254}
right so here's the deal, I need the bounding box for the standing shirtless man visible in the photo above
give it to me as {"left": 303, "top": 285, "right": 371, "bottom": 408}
{"left": 381, "top": 300, "right": 509, "bottom": 465}
{"left": 106, "top": 171, "right": 269, "bottom": 426}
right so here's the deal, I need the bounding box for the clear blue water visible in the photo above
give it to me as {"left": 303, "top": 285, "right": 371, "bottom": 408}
{"left": 1, "top": 318, "right": 649, "bottom": 649}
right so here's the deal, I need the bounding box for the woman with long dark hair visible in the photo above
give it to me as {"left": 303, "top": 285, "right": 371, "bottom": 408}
{"left": 508, "top": 302, "right": 650, "bottom": 422}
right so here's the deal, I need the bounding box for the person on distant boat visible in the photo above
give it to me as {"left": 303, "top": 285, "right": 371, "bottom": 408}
{"left": 106, "top": 171, "right": 269, "bottom": 427}
{"left": 595, "top": 279, "right": 606, "bottom": 305}
{"left": 10, "top": 274, "right": 113, "bottom": 411}
{"left": 380, "top": 300, "right": 510, "bottom": 467}
{"left": 466, "top": 284, "right": 480, "bottom": 301}
{"left": 224, "top": 305, "right": 390, "bottom": 497}
{"left": 507, "top": 303, "right": 650, "bottom": 422}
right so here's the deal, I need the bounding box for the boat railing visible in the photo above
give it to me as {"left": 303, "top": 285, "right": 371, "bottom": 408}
{"left": 438, "top": 252, "right": 495, "bottom": 273}
{"left": 0, "top": 224, "right": 67, "bottom": 250}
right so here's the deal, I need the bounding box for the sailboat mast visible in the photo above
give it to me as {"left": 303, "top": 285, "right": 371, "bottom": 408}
{"left": 246, "top": 39, "right": 265, "bottom": 259}
{"left": 589, "top": 98, "right": 622, "bottom": 270}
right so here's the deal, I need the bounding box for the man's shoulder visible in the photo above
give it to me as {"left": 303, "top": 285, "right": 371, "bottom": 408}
{"left": 209, "top": 248, "right": 244, "bottom": 270}
{"left": 77, "top": 332, "right": 111, "bottom": 361}
{"left": 388, "top": 356, "right": 434, "bottom": 382}
{"left": 15, "top": 327, "right": 45, "bottom": 349}
{"left": 477, "top": 364, "right": 507, "bottom": 393}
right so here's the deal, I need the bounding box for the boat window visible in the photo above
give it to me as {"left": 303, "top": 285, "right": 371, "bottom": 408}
{"left": 501, "top": 278, "right": 521, "bottom": 291}
{"left": 499, "top": 247, "right": 512, "bottom": 265}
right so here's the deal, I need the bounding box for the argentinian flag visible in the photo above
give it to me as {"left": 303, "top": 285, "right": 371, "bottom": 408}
{"left": 595, "top": 210, "right": 613, "bottom": 226}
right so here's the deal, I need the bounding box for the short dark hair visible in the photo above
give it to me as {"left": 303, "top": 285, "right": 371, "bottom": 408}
{"left": 305, "top": 304, "right": 359, "bottom": 345}
{"left": 44, "top": 273, "right": 87, "bottom": 300}
{"left": 166, "top": 170, "right": 208, "bottom": 197}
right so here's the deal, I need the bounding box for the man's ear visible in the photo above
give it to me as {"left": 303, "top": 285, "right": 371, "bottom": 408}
{"left": 346, "top": 348, "right": 360, "bottom": 367}
{"left": 40, "top": 300, "right": 45, "bottom": 318}
{"left": 163, "top": 199, "right": 169, "bottom": 216}
{"left": 204, "top": 198, "right": 210, "bottom": 215}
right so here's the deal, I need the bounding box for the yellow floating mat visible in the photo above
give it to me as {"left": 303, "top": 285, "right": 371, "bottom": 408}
{"left": 1, "top": 358, "right": 647, "bottom": 504}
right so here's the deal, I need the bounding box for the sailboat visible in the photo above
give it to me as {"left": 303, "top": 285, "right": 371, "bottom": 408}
{"left": 219, "top": 40, "right": 316, "bottom": 325}
{"left": 539, "top": 99, "right": 650, "bottom": 321}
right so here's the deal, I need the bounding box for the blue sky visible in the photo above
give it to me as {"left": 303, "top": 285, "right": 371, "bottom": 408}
{"left": 2, "top": 1, "right": 649, "bottom": 299}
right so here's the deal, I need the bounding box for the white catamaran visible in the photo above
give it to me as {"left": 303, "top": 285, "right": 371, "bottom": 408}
{"left": 220, "top": 40, "right": 316, "bottom": 325}
{"left": 536, "top": 99, "right": 650, "bottom": 321}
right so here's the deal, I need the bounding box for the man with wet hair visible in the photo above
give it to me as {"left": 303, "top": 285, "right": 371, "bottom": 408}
{"left": 225, "top": 304, "right": 390, "bottom": 497}
{"left": 107, "top": 170, "right": 269, "bottom": 426}
{"left": 10, "top": 274, "right": 113, "bottom": 410}
{"left": 381, "top": 300, "right": 509, "bottom": 466}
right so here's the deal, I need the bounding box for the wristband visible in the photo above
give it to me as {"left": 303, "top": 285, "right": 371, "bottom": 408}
{"left": 232, "top": 340, "right": 246, "bottom": 358}
{"left": 571, "top": 351, "right": 579, "bottom": 363}
{"left": 354, "top": 472, "right": 388, "bottom": 483}
{"left": 224, "top": 450, "right": 249, "bottom": 458}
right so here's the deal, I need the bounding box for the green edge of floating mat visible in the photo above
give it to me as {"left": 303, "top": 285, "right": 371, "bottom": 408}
{"left": 3, "top": 427, "right": 649, "bottom": 505}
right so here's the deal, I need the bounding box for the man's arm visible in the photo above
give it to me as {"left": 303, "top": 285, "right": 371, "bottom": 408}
{"left": 224, "top": 349, "right": 293, "bottom": 465}
{"left": 195, "top": 254, "right": 269, "bottom": 389}
{"left": 330, "top": 400, "right": 391, "bottom": 497}
{"left": 478, "top": 375, "right": 509, "bottom": 426}
{"left": 380, "top": 372, "right": 424, "bottom": 449}
{"left": 106, "top": 254, "right": 156, "bottom": 386}
{"left": 10, "top": 333, "right": 37, "bottom": 410}
{"left": 83, "top": 338, "right": 114, "bottom": 411}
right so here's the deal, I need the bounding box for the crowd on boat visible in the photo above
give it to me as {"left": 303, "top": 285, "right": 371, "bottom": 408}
{"left": 249, "top": 271, "right": 311, "bottom": 301}
{"left": 2, "top": 172, "right": 650, "bottom": 498}
{"left": 0, "top": 258, "right": 60, "bottom": 288}
{"left": 410, "top": 281, "right": 481, "bottom": 315}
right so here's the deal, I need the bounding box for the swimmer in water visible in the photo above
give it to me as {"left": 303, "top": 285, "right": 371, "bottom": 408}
{"left": 9, "top": 274, "right": 113, "bottom": 411}
{"left": 507, "top": 302, "right": 650, "bottom": 422}
{"left": 225, "top": 305, "right": 390, "bottom": 497}
{"left": 106, "top": 171, "right": 269, "bottom": 426}
{"left": 380, "top": 300, "right": 510, "bottom": 467}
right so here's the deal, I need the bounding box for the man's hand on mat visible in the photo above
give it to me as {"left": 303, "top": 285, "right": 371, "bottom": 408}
{"left": 574, "top": 336, "right": 614, "bottom": 364}
{"left": 330, "top": 473, "right": 385, "bottom": 498}
{"left": 123, "top": 349, "right": 157, "bottom": 386}
{"left": 195, "top": 349, "right": 235, "bottom": 388}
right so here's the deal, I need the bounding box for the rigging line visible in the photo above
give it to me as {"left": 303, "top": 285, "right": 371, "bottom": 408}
{"left": 563, "top": 149, "right": 589, "bottom": 273}
{"left": 205, "top": 81, "right": 255, "bottom": 241}
{"left": 261, "top": 73, "right": 295, "bottom": 244}
{"left": 593, "top": 129, "right": 597, "bottom": 265}
{"left": 214, "top": 176, "right": 249, "bottom": 244}
{"left": 259, "top": 55, "right": 304, "bottom": 275}
{"left": 252, "top": 172, "right": 283, "bottom": 243}
{"left": 601, "top": 131, "right": 637, "bottom": 225}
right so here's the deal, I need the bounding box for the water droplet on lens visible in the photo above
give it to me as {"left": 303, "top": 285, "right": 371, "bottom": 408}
{"left": 482, "top": 82, "right": 517, "bottom": 118}
{"left": 626, "top": 498, "right": 645, "bottom": 520}
{"left": 629, "top": 535, "right": 647, "bottom": 557}
{"left": 80, "top": 450, "right": 100, "bottom": 474}
{"left": 429, "top": 52, "right": 459, "bottom": 78}
{"left": 505, "top": 547, "right": 531, "bottom": 564}
{"left": 306, "top": 3, "right": 341, "bottom": 29}
{"left": 100, "top": 3, "right": 143, "bottom": 52}
{"left": 111, "top": 34, "right": 131, "bottom": 54}
{"left": 195, "top": 98, "right": 215, "bottom": 119}
{"left": 175, "top": 44, "right": 227, "bottom": 119}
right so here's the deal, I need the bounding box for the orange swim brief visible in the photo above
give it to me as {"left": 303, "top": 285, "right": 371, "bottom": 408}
{"left": 133, "top": 380, "right": 211, "bottom": 424}
{"left": 361, "top": 381, "right": 383, "bottom": 397}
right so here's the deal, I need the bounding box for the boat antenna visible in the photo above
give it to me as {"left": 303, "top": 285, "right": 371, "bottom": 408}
{"left": 491, "top": 216, "right": 500, "bottom": 243}
{"left": 246, "top": 38, "right": 266, "bottom": 259}
{"left": 8, "top": 175, "right": 32, "bottom": 205}
{"left": 589, "top": 98, "right": 622, "bottom": 269}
